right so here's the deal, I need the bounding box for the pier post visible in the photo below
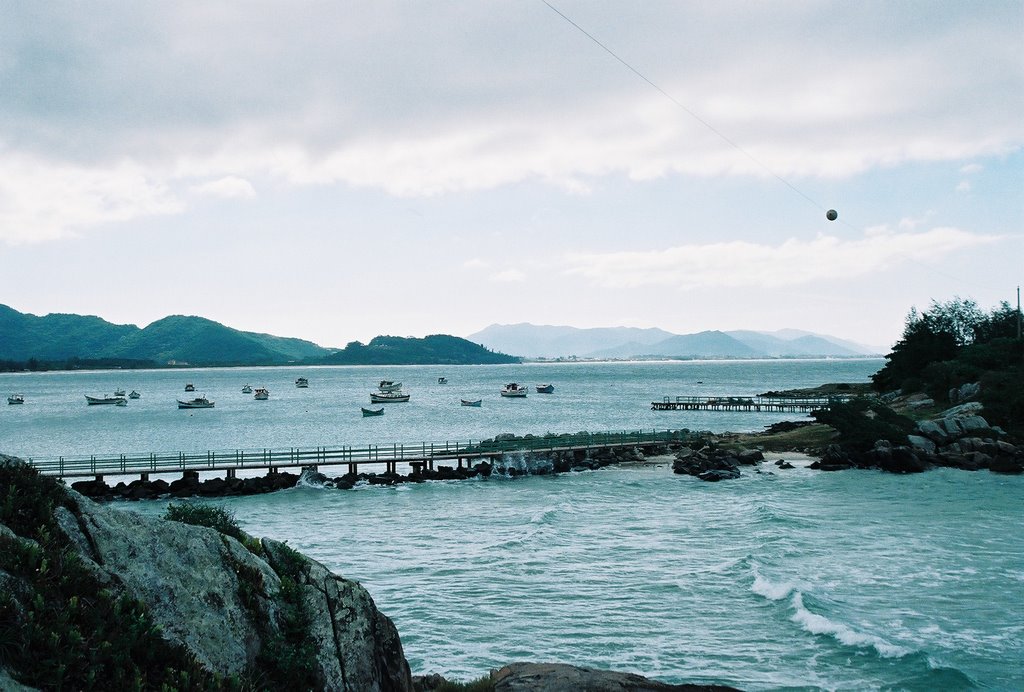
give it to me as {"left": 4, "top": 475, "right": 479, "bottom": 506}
{"left": 226, "top": 468, "right": 236, "bottom": 479}
{"left": 301, "top": 465, "right": 318, "bottom": 474}
{"left": 268, "top": 467, "right": 278, "bottom": 475}
{"left": 347, "top": 463, "right": 357, "bottom": 475}
{"left": 140, "top": 473, "right": 149, "bottom": 482}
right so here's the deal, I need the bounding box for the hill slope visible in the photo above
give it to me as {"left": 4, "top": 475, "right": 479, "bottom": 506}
{"left": 322, "top": 334, "right": 519, "bottom": 365}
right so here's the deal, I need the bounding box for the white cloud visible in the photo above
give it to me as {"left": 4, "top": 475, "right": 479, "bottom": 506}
{"left": 563, "top": 227, "right": 1000, "bottom": 290}
{"left": 956, "top": 180, "right": 972, "bottom": 193}
{"left": 960, "top": 163, "right": 983, "bottom": 174}
{"left": 192, "top": 175, "right": 256, "bottom": 199}
{"left": 0, "top": 152, "right": 182, "bottom": 245}
{"left": 463, "top": 258, "right": 490, "bottom": 270}
{"left": 493, "top": 269, "right": 527, "bottom": 282}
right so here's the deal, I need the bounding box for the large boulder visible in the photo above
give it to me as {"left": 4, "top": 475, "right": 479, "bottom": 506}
{"left": 9, "top": 486, "right": 412, "bottom": 691}
{"left": 490, "top": 662, "right": 740, "bottom": 692}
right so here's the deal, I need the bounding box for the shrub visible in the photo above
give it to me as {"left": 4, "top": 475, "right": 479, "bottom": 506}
{"left": 165, "top": 502, "right": 247, "bottom": 544}
{"left": 811, "top": 399, "right": 915, "bottom": 453}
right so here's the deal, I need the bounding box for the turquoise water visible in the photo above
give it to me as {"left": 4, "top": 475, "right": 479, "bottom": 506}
{"left": 5, "top": 360, "right": 1023, "bottom": 689}
{"left": 1, "top": 359, "right": 879, "bottom": 458}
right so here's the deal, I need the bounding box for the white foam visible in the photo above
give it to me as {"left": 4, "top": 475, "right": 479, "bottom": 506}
{"left": 751, "top": 572, "right": 795, "bottom": 601}
{"left": 790, "top": 592, "right": 911, "bottom": 658}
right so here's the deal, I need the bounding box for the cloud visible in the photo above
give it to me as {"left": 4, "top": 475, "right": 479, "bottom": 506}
{"left": 960, "top": 163, "right": 983, "bottom": 174}
{"left": 492, "top": 269, "right": 527, "bottom": 282}
{"left": 0, "top": 152, "right": 182, "bottom": 244}
{"left": 956, "top": 180, "right": 972, "bottom": 193}
{"left": 463, "top": 258, "right": 490, "bottom": 270}
{"left": 563, "top": 227, "right": 1000, "bottom": 290}
{"left": 192, "top": 176, "right": 256, "bottom": 199}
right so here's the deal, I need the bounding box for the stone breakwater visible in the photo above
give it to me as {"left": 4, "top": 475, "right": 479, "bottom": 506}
{"left": 69, "top": 442, "right": 673, "bottom": 501}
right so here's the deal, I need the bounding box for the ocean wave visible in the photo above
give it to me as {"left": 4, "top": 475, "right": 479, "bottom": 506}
{"left": 751, "top": 572, "right": 797, "bottom": 601}
{"left": 791, "top": 592, "right": 912, "bottom": 658}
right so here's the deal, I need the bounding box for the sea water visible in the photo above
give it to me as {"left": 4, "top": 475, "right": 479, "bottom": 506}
{"left": 3, "top": 360, "right": 1022, "bottom": 689}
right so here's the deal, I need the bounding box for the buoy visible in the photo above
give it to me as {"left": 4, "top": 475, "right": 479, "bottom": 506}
{"left": 826, "top": 209, "right": 838, "bottom": 221}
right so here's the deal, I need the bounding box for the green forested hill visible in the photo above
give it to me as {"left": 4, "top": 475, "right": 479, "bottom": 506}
{"left": 0, "top": 306, "right": 517, "bottom": 368}
{"left": 323, "top": 334, "right": 519, "bottom": 365}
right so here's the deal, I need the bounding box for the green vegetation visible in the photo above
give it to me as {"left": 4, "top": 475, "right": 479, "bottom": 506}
{"left": 164, "top": 502, "right": 262, "bottom": 554}
{"left": 323, "top": 334, "right": 520, "bottom": 365}
{"left": 434, "top": 675, "right": 496, "bottom": 692}
{"left": 810, "top": 399, "right": 916, "bottom": 453}
{"left": 871, "top": 297, "right": 1023, "bottom": 436}
{"left": 0, "top": 463, "right": 222, "bottom": 690}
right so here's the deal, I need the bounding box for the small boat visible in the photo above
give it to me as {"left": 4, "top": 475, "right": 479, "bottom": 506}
{"left": 7, "top": 394, "right": 25, "bottom": 405}
{"left": 254, "top": 388, "right": 270, "bottom": 400}
{"left": 378, "top": 380, "right": 403, "bottom": 392}
{"left": 113, "top": 388, "right": 126, "bottom": 397}
{"left": 295, "top": 377, "right": 309, "bottom": 388}
{"left": 438, "top": 377, "right": 448, "bottom": 384}
{"left": 128, "top": 390, "right": 141, "bottom": 399}
{"left": 85, "top": 395, "right": 128, "bottom": 405}
{"left": 500, "top": 383, "right": 528, "bottom": 398}
{"left": 535, "top": 384, "right": 555, "bottom": 394}
{"left": 461, "top": 399, "right": 482, "bottom": 407}
{"left": 361, "top": 407, "right": 385, "bottom": 417}
{"left": 242, "top": 384, "right": 253, "bottom": 394}
{"left": 370, "top": 391, "right": 410, "bottom": 403}
{"left": 185, "top": 383, "right": 195, "bottom": 392}
{"left": 178, "top": 396, "right": 214, "bottom": 409}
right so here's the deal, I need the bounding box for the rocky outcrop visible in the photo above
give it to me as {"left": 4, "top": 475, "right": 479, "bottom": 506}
{"left": 672, "top": 445, "right": 765, "bottom": 481}
{"left": 1, "top": 461, "right": 412, "bottom": 691}
{"left": 488, "top": 662, "right": 741, "bottom": 692}
{"left": 809, "top": 407, "right": 1023, "bottom": 475}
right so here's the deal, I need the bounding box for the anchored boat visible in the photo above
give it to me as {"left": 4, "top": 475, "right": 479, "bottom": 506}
{"left": 178, "top": 396, "right": 215, "bottom": 409}
{"left": 500, "top": 383, "right": 528, "bottom": 398}
{"left": 361, "top": 407, "right": 385, "bottom": 417}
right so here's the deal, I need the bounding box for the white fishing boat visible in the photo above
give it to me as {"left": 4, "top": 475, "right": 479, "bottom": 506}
{"left": 500, "top": 383, "right": 528, "bottom": 398}
{"left": 378, "top": 380, "right": 403, "bottom": 392}
{"left": 254, "top": 388, "right": 270, "bottom": 400}
{"left": 242, "top": 384, "right": 253, "bottom": 394}
{"left": 7, "top": 394, "right": 25, "bottom": 405}
{"left": 85, "top": 395, "right": 128, "bottom": 405}
{"left": 370, "top": 391, "right": 410, "bottom": 403}
{"left": 177, "top": 396, "right": 215, "bottom": 409}
{"left": 113, "top": 388, "right": 126, "bottom": 397}
{"left": 295, "top": 377, "right": 309, "bottom": 388}
{"left": 536, "top": 383, "right": 555, "bottom": 394}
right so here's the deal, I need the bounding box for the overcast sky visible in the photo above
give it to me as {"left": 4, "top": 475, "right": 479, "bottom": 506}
{"left": 1, "top": 1, "right": 1021, "bottom": 350}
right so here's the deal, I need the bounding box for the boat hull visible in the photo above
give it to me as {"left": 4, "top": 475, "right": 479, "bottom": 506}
{"left": 178, "top": 399, "right": 214, "bottom": 409}
{"left": 361, "top": 407, "right": 385, "bottom": 416}
{"left": 85, "top": 395, "right": 127, "bottom": 405}
{"left": 370, "top": 393, "right": 410, "bottom": 403}
{"left": 461, "top": 399, "right": 482, "bottom": 407}
{"left": 536, "top": 384, "right": 554, "bottom": 394}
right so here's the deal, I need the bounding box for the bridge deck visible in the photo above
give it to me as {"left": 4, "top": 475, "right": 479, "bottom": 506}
{"left": 27, "top": 429, "right": 690, "bottom": 479}
{"left": 651, "top": 395, "right": 849, "bottom": 412}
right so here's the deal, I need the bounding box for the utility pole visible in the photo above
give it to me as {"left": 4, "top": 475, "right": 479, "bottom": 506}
{"left": 1018, "top": 285, "right": 1022, "bottom": 340}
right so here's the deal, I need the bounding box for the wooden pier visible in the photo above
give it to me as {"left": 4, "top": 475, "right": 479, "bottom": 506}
{"left": 26, "top": 429, "right": 691, "bottom": 481}
{"left": 651, "top": 395, "right": 848, "bottom": 412}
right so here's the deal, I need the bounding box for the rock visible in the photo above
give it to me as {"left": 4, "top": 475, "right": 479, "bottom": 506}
{"left": 941, "top": 401, "right": 984, "bottom": 417}
{"left": 491, "top": 662, "right": 740, "bottom": 692}
{"left": 35, "top": 491, "right": 414, "bottom": 690}
{"left": 959, "top": 415, "right": 992, "bottom": 433}
{"left": 906, "top": 435, "right": 937, "bottom": 455}
{"left": 990, "top": 455, "right": 1024, "bottom": 474}
{"left": 916, "top": 420, "right": 948, "bottom": 444}
{"left": 736, "top": 449, "right": 763, "bottom": 465}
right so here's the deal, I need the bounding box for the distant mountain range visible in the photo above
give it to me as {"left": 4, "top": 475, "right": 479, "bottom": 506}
{"left": 467, "top": 323, "right": 883, "bottom": 359}
{"left": 0, "top": 305, "right": 516, "bottom": 367}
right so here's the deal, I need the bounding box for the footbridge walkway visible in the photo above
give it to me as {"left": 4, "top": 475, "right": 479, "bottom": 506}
{"left": 27, "top": 429, "right": 692, "bottom": 481}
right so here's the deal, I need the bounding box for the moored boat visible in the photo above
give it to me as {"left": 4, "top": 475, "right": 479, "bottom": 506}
{"left": 370, "top": 391, "right": 410, "bottom": 403}
{"left": 242, "top": 384, "right": 253, "bottom": 394}
{"left": 85, "top": 395, "right": 128, "bottom": 406}
{"left": 185, "top": 383, "right": 195, "bottom": 392}
{"left": 129, "top": 390, "right": 141, "bottom": 399}
{"left": 438, "top": 377, "right": 448, "bottom": 384}
{"left": 500, "top": 383, "right": 528, "bottom": 398}
{"left": 254, "top": 388, "right": 270, "bottom": 400}
{"left": 7, "top": 394, "right": 25, "bottom": 405}
{"left": 536, "top": 383, "right": 555, "bottom": 394}
{"left": 113, "top": 388, "right": 126, "bottom": 397}
{"left": 295, "top": 377, "right": 309, "bottom": 388}
{"left": 378, "top": 380, "right": 403, "bottom": 392}
{"left": 361, "top": 407, "right": 385, "bottom": 417}
{"left": 460, "top": 398, "right": 482, "bottom": 407}
{"left": 177, "top": 396, "right": 214, "bottom": 409}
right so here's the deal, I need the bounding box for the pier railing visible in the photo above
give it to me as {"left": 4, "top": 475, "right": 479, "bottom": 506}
{"left": 651, "top": 395, "right": 853, "bottom": 412}
{"left": 27, "top": 429, "right": 692, "bottom": 479}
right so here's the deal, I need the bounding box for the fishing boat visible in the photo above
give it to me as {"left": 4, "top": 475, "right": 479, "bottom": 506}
{"left": 361, "top": 407, "right": 385, "bottom": 417}
{"left": 178, "top": 396, "right": 214, "bottom": 409}
{"left": 129, "top": 390, "right": 141, "bottom": 399}
{"left": 254, "top": 388, "right": 270, "bottom": 400}
{"left": 295, "top": 377, "right": 309, "bottom": 388}
{"left": 460, "top": 399, "right": 482, "bottom": 407}
{"left": 536, "top": 383, "right": 555, "bottom": 394}
{"left": 500, "top": 383, "right": 528, "bottom": 398}
{"left": 85, "top": 395, "right": 128, "bottom": 405}
{"left": 185, "top": 383, "right": 196, "bottom": 392}
{"left": 242, "top": 384, "right": 252, "bottom": 394}
{"left": 7, "top": 394, "right": 24, "bottom": 405}
{"left": 113, "top": 388, "right": 126, "bottom": 397}
{"left": 370, "top": 391, "right": 410, "bottom": 403}
{"left": 438, "top": 377, "right": 448, "bottom": 384}
{"left": 378, "top": 380, "right": 403, "bottom": 392}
